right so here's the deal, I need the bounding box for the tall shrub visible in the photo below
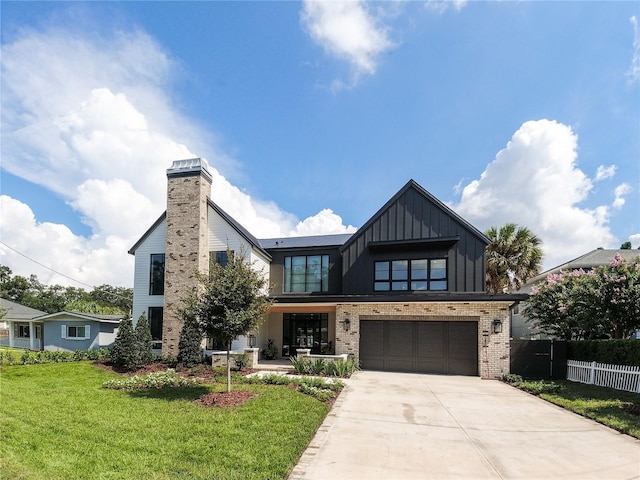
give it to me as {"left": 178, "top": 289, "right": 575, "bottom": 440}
{"left": 111, "top": 317, "right": 139, "bottom": 371}
{"left": 177, "top": 308, "right": 203, "bottom": 368}
{"left": 134, "top": 313, "right": 154, "bottom": 366}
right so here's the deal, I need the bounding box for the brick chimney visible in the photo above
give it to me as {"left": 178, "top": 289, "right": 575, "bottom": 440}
{"left": 162, "top": 158, "right": 212, "bottom": 354}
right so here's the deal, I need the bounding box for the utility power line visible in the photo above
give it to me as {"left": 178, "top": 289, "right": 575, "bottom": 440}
{"left": 0, "top": 241, "right": 132, "bottom": 304}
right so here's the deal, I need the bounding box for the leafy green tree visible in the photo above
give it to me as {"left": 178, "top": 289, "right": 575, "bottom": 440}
{"left": 177, "top": 308, "right": 203, "bottom": 368}
{"left": 0, "top": 265, "right": 132, "bottom": 315}
{"left": 110, "top": 317, "right": 139, "bottom": 371}
{"left": 134, "top": 313, "right": 154, "bottom": 366}
{"left": 620, "top": 241, "right": 632, "bottom": 249}
{"left": 485, "top": 223, "right": 543, "bottom": 293}
{"left": 526, "top": 254, "right": 640, "bottom": 339}
{"left": 186, "top": 250, "right": 271, "bottom": 392}
{"left": 64, "top": 299, "right": 124, "bottom": 315}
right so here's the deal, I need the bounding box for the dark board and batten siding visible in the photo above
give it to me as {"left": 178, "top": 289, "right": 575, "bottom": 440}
{"left": 341, "top": 182, "right": 488, "bottom": 294}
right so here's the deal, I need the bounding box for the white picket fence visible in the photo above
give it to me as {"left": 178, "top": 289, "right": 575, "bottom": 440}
{"left": 566, "top": 360, "right": 640, "bottom": 393}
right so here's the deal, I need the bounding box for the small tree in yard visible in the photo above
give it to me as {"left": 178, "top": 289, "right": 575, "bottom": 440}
{"left": 186, "top": 249, "right": 271, "bottom": 392}
{"left": 134, "top": 313, "right": 154, "bottom": 366}
{"left": 177, "top": 308, "right": 203, "bottom": 368}
{"left": 111, "top": 316, "right": 139, "bottom": 371}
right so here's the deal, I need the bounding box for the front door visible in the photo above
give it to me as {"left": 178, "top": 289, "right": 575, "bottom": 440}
{"left": 283, "top": 313, "right": 329, "bottom": 356}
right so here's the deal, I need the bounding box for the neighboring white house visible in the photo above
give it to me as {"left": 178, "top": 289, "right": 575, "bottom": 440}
{"left": 511, "top": 249, "right": 640, "bottom": 339}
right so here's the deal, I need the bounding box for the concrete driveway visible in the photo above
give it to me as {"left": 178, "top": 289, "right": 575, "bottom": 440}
{"left": 289, "top": 371, "right": 640, "bottom": 480}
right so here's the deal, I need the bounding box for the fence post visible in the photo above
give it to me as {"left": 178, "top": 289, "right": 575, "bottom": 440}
{"left": 589, "top": 361, "right": 596, "bottom": 385}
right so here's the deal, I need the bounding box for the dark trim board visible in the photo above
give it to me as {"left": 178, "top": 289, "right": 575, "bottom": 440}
{"left": 359, "top": 320, "right": 478, "bottom": 376}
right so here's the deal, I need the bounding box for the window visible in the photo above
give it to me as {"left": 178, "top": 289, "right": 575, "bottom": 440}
{"left": 374, "top": 258, "right": 447, "bottom": 291}
{"left": 148, "top": 307, "right": 163, "bottom": 349}
{"left": 17, "top": 324, "right": 30, "bottom": 338}
{"left": 61, "top": 324, "right": 89, "bottom": 340}
{"left": 284, "top": 255, "right": 329, "bottom": 292}
{"left": 149, "top": 254, "right": 165, "bottom": 295}
{"left": 211, "top": 250, "right": 231, "bottom": 267}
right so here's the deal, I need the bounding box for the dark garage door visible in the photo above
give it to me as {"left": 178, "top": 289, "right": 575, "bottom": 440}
{"left": 360, "top": 320, "right": 478, "bottom": 375}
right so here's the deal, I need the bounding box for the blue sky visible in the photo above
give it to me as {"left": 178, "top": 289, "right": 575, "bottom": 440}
{"left": 1, "top": 1, "right": 639, "bottom": 288}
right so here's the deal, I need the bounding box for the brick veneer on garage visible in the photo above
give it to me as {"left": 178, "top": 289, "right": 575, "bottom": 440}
{"left": 334, "top": 301, "right": 512, "bottom": 379}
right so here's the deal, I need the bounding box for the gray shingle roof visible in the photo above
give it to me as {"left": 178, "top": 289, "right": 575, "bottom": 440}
{"left": 519, "top": 249, "right": 640, "bottom": 292}
{"left": 0, "top": 298, "right": 47, "bottom": 321}
{"left": 259, "top": 234, "right": 354, "bottom": 250}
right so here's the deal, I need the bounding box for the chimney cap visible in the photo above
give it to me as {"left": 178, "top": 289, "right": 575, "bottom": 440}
{"left": 167, "top": 157, "right": 212, "bottom": 182}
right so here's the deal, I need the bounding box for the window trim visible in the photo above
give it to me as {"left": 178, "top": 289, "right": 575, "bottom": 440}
{"left": 374, "top": 258, "right": 448, "bottom": 292}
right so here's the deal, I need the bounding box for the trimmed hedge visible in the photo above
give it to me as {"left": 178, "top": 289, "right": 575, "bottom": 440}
{"left": 568, "top": 339, "right": 640, "bottom": 366}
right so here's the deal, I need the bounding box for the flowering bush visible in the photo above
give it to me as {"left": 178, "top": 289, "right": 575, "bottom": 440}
{"left": 526, "top": 254, "right": 640, "bottom": 339}
{"left": 102, "top": 369, "right": 201, "bottom": 390}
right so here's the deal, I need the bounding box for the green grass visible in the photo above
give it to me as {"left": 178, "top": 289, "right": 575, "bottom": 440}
{"left": 511, "top": 379, "right": 640, "bottom": 439}
{"left": 0, "top": 362, "right": 329, "bottom": 480}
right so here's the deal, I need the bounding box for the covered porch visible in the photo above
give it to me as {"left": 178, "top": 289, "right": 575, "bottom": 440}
{"left": 258, "top": 304, "right": 338, "bottom": 359}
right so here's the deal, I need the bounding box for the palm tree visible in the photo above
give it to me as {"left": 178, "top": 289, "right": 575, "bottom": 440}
{"left": 485, "top": 223, "right": 543, "bottom": 293}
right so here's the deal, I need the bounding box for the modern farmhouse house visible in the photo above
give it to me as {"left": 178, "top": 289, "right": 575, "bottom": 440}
{"left": 129, "top": 158, "right": 522, "bottom": 378}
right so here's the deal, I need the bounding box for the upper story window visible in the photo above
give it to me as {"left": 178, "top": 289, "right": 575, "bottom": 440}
{"left": 284, "top": 255, "right": 329, "bottom": 292}
{"left": 149, "top": 254, "right": 165, "bottom": 295}
{"left": 374, "top": 258, "right": 447, "bottom": 292}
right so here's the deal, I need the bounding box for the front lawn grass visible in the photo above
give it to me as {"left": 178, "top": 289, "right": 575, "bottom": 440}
{"left": 510, "top": 378, "right": 640, "bottom": 439}
{"left": 0, "top": 362, "right": 329, "bottom": 480}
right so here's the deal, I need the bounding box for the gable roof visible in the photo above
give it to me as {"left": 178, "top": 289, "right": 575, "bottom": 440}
{"left": 128, "top": 200, "right": 271, "bottom": 260}
{"left": 340, "top": 179, "right": 490, "bottom": 252}
{"left": 0, "top": 298, "right": 47, "bottom": 321}
{"left": 33, "top": 311, "right": 124, "bottom": 323}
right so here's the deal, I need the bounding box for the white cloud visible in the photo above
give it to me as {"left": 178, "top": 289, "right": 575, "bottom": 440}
{"left": 301, "top": 0, "right": 394, "bottom": 89}
{"left": 613, "top": 183, "right": 632, "bottom": 209}
{"left": 293, "top": 209, "right": 357, "bottom": 236}
{"left": 0, "top": 24, "right": 355, "bottom": 287}
{"left": 425, "top": 0, "right": 468, "bottom": 15}
{"left": 628, "top": 16, "right": 640, "bottom": 83}
{"left": 595, "top": 164, "right": 616, "bottom": 181}
{"left": 452, "top": 119, "right": 618, "bottom": 269}
{"left": 629, "top": 233, "right": 640, "bottom": 248}
{"left": 0, "top": 196, "right": 132, "bottom": 287}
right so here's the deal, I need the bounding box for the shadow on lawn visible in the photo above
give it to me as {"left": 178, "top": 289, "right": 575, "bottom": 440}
{"left": 125, "top": 385, "right": 211, "bottom": 402}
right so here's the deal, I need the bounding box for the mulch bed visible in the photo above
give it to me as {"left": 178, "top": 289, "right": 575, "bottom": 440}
{"left": 623, "top": 403, "right": 640, "bottom": 416}
{"left": 196, "top": 390, "right": 256, "bottom": 407}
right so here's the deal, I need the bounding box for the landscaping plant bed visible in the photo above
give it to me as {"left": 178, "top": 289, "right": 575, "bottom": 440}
{"left": 197, "top": 390, "right": 256, "bottom": 407}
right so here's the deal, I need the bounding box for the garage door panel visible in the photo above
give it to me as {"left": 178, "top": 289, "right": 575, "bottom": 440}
{"left": 388, "top": 322, "right": 414, "bottom": 357}
{"left": 360, "top": 321, "right": 384, "bottom": 370}
{"left": 387, "top": 359, "right": 415, "bottom": 371}
{"left": 417, "top": 359, "right": 445, "bottom": 374}
{"left": 417, "top": 322, "right": 444, "bottom": 358}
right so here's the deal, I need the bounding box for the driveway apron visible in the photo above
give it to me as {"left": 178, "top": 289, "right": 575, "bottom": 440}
{"left": 289, "top": 371, "right": 640, "bottom": 480}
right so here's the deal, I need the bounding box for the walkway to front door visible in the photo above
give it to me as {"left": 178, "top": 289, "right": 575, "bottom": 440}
{"left": 289, "top": 371, "right": 640, "bottom": 479}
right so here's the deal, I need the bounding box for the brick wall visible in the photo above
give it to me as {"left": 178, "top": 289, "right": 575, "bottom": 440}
{"left": 163, "top": 164, "right": 212, "bottom": 354}
{"left": 334, "top": 301, "right": 512, "bottom": 379}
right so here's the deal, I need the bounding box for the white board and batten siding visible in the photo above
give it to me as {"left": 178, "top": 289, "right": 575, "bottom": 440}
{"left": 131, "top": 219, "right": 166, "bottom": 323}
